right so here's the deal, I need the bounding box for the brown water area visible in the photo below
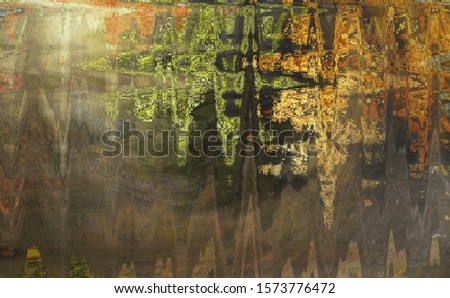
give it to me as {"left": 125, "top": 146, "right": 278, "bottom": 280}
{"left": 0, "top": 0, "right": 449, "bottom": 277}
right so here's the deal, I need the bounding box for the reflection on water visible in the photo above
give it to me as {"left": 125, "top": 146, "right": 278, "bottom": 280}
{"left": 0, "top": 0, "right": 449, "bottom": 277}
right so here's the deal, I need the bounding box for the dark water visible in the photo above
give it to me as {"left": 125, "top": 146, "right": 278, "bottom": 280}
{"left": 0, "top": 0, "right": 449, "bottom": 277}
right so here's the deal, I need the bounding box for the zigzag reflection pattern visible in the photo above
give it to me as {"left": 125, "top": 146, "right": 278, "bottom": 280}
{"left": 0, "top": 0, "right": 449, "bottom": 277}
